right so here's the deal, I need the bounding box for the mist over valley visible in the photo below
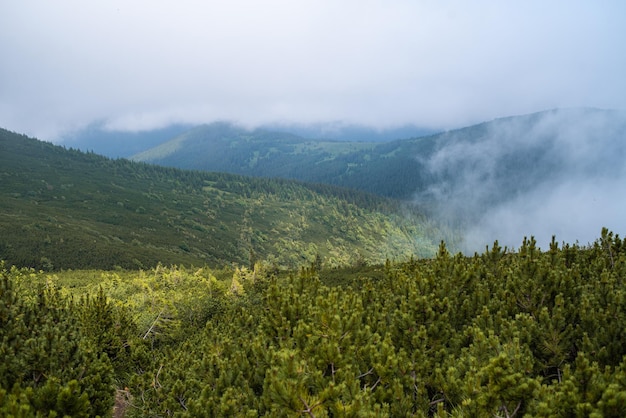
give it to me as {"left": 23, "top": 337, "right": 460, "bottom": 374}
{"left": 3, "top": 107, "right": 623, "bottom": 263}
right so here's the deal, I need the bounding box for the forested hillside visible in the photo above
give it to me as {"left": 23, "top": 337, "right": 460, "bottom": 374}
{"left": 2, "top": 117, "right": 625, "bottom": 417}
{"left": 2, "top": 230, "right": 625, "bottom": 416}
{"left": 60, "top": 122, "right": 194, "bottom": 158}
{"left": 131, "top": 122, "right": 380, "bottom": 181}
{"left": 61, "top": 122, "right": 434, "bottom": 159}
{"left": 132, "top": 108, "right": 626, "bottom": 204}
{"left": 0, "top": 128, "right": 444, "bottom": 271}
{"left": 131, "top": 109, "right": 626, "bottom": 251}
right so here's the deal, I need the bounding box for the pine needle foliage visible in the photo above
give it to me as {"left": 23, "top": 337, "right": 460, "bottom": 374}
{"left": 3, "top": 230, "right": 624, "bottom": 416}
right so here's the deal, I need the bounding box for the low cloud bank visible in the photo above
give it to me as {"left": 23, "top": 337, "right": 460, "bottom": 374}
{"left": 416, "top": 108, "right": 626, "bottom": 252}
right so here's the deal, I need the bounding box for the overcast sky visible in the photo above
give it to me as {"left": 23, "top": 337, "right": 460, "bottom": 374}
{"left": 1, "top": 1, "right": 625, "bottom": 141}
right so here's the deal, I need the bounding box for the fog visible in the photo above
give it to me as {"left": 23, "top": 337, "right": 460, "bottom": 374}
{"left": 416, "top": 109, "right": 626, "bottom": 252}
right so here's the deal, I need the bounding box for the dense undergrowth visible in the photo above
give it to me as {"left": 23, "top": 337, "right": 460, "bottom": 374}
{"left": 2, "top": 229, "right": 626, "bottom": 416}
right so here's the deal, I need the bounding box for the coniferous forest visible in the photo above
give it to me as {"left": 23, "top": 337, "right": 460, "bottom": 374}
{"left": 2, "top": 231, "right": 626, "bottom": 416}
{"left": 1, "top": 127, "right": 626, "bottom": 416}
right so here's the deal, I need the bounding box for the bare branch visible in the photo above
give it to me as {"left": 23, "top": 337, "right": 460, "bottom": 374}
{"left": 178, "top": 394, "right": 187, "bottom": 411}
{"left": 299, "top": 396, "right": 317, "bottom": 418}
{"left": 511, "top": 400, "right": 522, "bottom": 417}
{"left": 357, "top": 367, "right": 374, "bottom": 379}
{"left": 429, "top": 398, "right": 445, "bottom": 406}
{"left": 143, "top": 311, "right": 163, "bottom": 340}
{"left": 153, "top": 364, "right": 163, "bottom": 389}
{"left": 371, "top": 376, "right": 382, "bottom": 391}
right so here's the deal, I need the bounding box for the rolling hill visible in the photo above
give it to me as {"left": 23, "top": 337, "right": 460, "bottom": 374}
{"left": 132, "top": 109, "right": 626, "bottom": 201}
{"left": 131, "top": 121, "right": 381, "bottom": 181}
{"left": 60, "top": 121, "right": 436, "bottom": 159}
{"left": 131, "top": 108, "right": 626, "bottom": 250}
{"left": 59, "top": 122, "right": 194, "bottom": 158}
{"left": 0, "top": 128, "right": 446, "bottom": 271}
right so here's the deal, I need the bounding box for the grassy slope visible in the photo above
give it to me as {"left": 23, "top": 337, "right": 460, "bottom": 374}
{"left": 0, "top": 128, "right": 443, "bottom": 271}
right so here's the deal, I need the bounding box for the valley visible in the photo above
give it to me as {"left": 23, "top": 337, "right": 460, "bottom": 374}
{"left": 3, "top": 2, "right": 624, "bottom": 414}
{"left": 1, "top": 109, "right": 625, "bottom": 416}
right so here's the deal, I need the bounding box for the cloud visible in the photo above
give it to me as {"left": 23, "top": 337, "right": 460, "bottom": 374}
{"left": 417, "top": 109, "right": 626, "bottom": 251}
{"left": 464, "top": 175, "right": 626, "bottom": 251}
{"left": 1, "top": 1, "right": 625, "bottom": 140}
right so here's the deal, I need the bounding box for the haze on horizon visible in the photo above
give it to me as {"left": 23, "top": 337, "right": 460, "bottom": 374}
{"left": 1, "top": 1, "right": 625, "bottom": 140}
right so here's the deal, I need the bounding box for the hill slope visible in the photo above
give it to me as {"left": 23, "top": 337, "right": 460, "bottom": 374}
{"left": 132, "top": 109, "right": 626, "bottom": 201}
{"left": 60, "top": 122, "right": 435, "bottom": 159}
{"left": 132, "top": 122, "right": 380, "bottom": 180}
{"left": 0, "top": 128, "right": 444, "bottom": 270}
{"left": 132, "top": 109, "right": 626, "bottom": 249}
{"left": 60, "top": 122, "right": 194, "bottom": 158}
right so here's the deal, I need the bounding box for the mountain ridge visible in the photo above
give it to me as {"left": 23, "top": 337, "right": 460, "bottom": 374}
{"left": 132, "top": 108, "right": 626, "bottom": 200}
{"left": 58, "top": 121, "right": 435, "bottom": 159}
{"left": 130, "top": 108, "right": 626, "bottom": 250}
{"left": 0, "top": 128, "right": 445, "bottom": 270}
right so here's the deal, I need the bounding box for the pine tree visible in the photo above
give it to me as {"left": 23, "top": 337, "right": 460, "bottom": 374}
{"left": 0, "top": 267, "right": 115, "bottom": 417}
